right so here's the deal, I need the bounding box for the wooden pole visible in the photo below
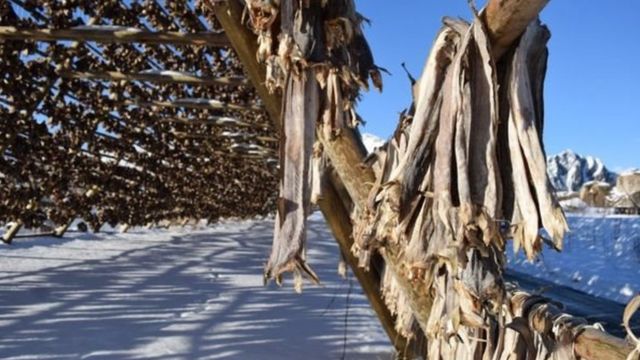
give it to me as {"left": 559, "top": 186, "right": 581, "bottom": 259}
{"left": 0, "top": 26, "right": 230, "bottom": 46}
{"left": 53, "top": 220, "right": 73, "bottom": 238}
{"left": 121, "top": 98, "right": 263, "bottom": 112}
{"left": 482, "top": 0, "right": 550, "bottom": 58}
{"left": 59, "top": 70, "right": 248, "bottom": 87}
{"left": 2, "top": 221, "right": 22, "bottom": 244}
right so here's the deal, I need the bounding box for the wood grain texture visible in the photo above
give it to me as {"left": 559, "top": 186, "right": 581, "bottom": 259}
{"left": 482, "top": 0, "right": 550, "bottom": 58}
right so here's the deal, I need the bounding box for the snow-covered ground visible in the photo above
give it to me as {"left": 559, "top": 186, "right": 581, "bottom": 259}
{"left": 0, "top": 214, "right": 392, "bottom": 360}
{"left": 2, "top": 210, "right": 638, "bottom": 359}
{"left": 507, "top": 213, "right": 640, "bottom": 303}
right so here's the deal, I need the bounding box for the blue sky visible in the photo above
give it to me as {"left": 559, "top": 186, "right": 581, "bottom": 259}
{"left": 356, "top": 1, "right": 640, "bottom": 171}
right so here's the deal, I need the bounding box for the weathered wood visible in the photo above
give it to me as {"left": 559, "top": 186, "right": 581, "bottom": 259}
{"left": 2, "top": 221, "right": 22, "bottom": 244}
{"left": 316, "top": 130, "right": 373, "bottom": 208}
{"left": 208, "top": 0, "right": 282, "bottom": 124}
{"left": 59, "top": 70, "right": 248, "bottom": 87}
{"left": 53, "top": 220, "right": 73, "bottom": 238}
{"left": 0, "top": 26, "right": 230, "bottom": 46}
{"left": 482, "top": 0, "right": 550, "bottom": 58}
{"left": 574, "top": 328, "right": 637, "bottom": 360}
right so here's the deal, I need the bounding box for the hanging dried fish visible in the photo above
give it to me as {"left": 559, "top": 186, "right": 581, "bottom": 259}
{"left": 264, "top": 69, "right": 320, "bottom": 289}
{"left": 247, "top": 0, "right": 383, "bottom": 288}
{"left": 351, "top": 12, "right": 570, "bottom": 357}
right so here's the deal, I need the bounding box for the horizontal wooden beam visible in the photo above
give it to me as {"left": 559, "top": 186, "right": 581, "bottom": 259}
{"left": 0, "top": 26, "right": 230, "bottom": 46}
{"left": 59, "top": 70, "right": 249, "bottom": 87}
{"left": 171, "top": 131, "right": 278, "bottom": 143}
{"left": 482, "top": 0, "right": 550, "bottom": 58}
{"left": 156, "top": 116, "right": 253, "bottom": 127}
{"left": 208, "top": 0, "right": 282, "bottom": 125}
{"left": 121, "top": 98, "right": 263, "bottom": 112}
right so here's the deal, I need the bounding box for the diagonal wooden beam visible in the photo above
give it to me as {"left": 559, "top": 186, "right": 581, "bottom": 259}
{"left": 59, "top": 70, "right": 249, "bottom": 87}
{"left": 0, "top": 26, "right": 230, "bottom": 46}
{"left": 209, "top": 0, "right": 414, "bottom": 356}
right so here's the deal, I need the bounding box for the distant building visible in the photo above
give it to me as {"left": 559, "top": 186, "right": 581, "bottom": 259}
{"left": 579, "top": 181, "right": 611, "bottom": 207}
{"left": 609, "top": 171, "right": 640, "bottom": 214}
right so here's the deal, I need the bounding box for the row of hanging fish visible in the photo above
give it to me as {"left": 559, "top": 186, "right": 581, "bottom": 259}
{"left": 352, "top": 12, "right": 573, "bottom": 358}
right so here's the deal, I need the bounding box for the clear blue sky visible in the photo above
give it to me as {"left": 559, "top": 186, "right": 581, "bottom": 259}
{"left": 356, "top": 1, "right": 640, "bottom": 171}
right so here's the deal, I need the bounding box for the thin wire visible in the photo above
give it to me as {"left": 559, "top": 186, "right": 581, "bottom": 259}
{"left": 340, "top": 272, "right": 354, "bottom": 360}
{"left": 321, "top": 275, "right": 344, "bottom": 316}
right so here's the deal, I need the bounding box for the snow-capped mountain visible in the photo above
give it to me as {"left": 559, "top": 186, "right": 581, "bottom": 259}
{"left": 546, "top": 150, "right": 617, "bottom": 192}
{"left": 361, "top": 132, "right": 386, "bottom": 153}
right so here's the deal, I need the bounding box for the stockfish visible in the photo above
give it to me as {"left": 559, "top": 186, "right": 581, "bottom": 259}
{"left": 248, "top": 0, "right": 382, "bottom": 288}
{"left": 351, "top": 9, "right": 570, "bottom": 357}
{"left": 265, "top": 69, "right": 320, "bottom": 289}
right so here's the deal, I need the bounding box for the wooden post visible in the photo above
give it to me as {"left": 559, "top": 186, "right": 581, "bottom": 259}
{"left": 482, "top": 0, "right": 550, "bottom": 58}
{"left": 53, "top": 220, "right": 73, "bottom": 238}
{"left": 2, "top": 221, "right": 22, "bottom": 244}
{"left": 92, "top": 222, "right": 103, "bottom": 233}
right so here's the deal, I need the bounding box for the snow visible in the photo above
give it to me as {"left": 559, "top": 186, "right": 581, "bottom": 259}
{"left": 212, "top": 117, "right": 244, "bottom": 126}
{"left": 507, "top": 213, "right": 640, "bottom": 303}
{"left": 2, "top": 210, "right": 639, "bottom": 358}
{"left": 140, "top": 70, "right": 198, "bottom": 77}
{"left": 0, "top": 214, "right": 392, "bottom": 359}
{"left": 361, "top": 133, "right": 385, "bottom": 154}
{"left": 620, "top": 169, "right": 640, "bottom": 176}
{"left": 220, "top": 131, "right": 247, "bottom": 139}
{"left": 177, "top": 98, "right": 225, "bottom": 107}
{"left": 72, "top": 25, "right": 142, "bottom": 32}
{"left": 546, "top": 149, "right": 617, "bottom": 192}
